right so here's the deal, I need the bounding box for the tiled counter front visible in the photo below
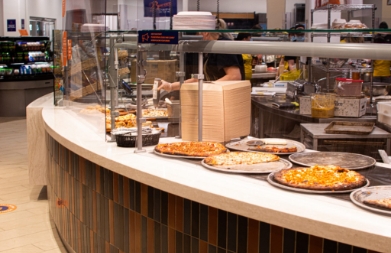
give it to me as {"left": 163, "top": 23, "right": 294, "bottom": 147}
{"left": 46, "top": 134, "right": 378, "bottom": 253}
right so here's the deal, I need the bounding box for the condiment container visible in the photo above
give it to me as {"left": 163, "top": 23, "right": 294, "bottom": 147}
{"left": 311, "top": 93, "right": 336, "bottom": 118}
{"left": 334, "top": 78, "right": 363, "bottom": 96}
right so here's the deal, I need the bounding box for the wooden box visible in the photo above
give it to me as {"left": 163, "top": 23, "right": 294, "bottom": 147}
{"left": 334, "top": 96, "right": 367, "bottom": 118}
{"left": 180, "top": 81, "right": 251, "bottom": 142}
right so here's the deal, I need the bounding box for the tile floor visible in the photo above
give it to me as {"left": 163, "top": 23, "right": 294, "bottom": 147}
{"left": 0, "top": 118, "right": 66, "bottom": 253}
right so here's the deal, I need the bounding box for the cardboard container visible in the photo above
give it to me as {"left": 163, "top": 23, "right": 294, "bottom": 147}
{"left": 130, "top": 59, "right": 178, "bottom": 84}
{"left": 299, "top": 96, "right": 311, "bottom": 115}
{"left": 180, "top": 81, "right": 251, "bottom": 142}
{"left": 334, "top": 96, "right": 367, "bottom": 117}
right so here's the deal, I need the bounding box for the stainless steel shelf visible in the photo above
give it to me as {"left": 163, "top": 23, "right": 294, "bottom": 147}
{"left": 312, "top": 4, "right": 375, "bottom": 11}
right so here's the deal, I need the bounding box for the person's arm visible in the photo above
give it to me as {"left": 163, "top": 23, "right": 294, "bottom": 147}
{"left": 218, "top": 66, "right": 242, "bottom": 81}
{"left": 158, "top": 78, "right": 197, "bottom": 92}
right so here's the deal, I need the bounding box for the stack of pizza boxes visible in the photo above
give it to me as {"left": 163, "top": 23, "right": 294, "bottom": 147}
{"left": 180, "top": 80, "right": 251, "bottom": 142}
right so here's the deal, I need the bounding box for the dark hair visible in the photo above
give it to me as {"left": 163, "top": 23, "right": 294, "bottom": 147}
{"left": 379, "top": 22, "right": 389, "bottom": 29}
{"left": 295, "top": 24, "right": 305, "bottom": 30}
{"left": 235, "top": 33, "right": 251, "bottom": 41}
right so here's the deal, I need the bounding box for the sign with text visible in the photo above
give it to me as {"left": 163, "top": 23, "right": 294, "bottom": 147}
{"left": 138, "top": 31, "right": 178, "bottom": 44}
{"left": 62, "top": 0, "right": 66, "bottom": 18}
{"left": 62, "top": 31, "right": 68, "bottom": 67}
{"left": 144, "top": 0, "right": 177, "bottom": 17}
{"left": 7, "top": 19, "right": 16, "bottom": 32}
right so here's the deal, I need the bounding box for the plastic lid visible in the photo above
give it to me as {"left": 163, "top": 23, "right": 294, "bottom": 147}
{"left": 335, "top": 77, "right": 363, "bottom": 82}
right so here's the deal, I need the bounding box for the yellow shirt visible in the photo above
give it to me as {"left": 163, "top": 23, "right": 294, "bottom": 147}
{"left": 373, "top": 60, "right": 391, "bottom": 77}
{"left": 242, "top": 54, "right": 252, "bottom": 80}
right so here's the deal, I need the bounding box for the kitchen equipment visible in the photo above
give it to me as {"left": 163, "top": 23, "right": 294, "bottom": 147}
{"left": 254, "top": 64, "right": 267, "bottom": 73}
{"left": 363, "top": 82, "right": 390, "bottom": 96}
{"left": 167, "top": 100, "right": 180, "bottom": 118}
{"left": 303, "top": 82, "right": 320, "bottom": 95}
{"left": 311, "top": 93, "right": 336, "bottom": 118}
{"left": 335, "top": 78, "right": 363, "bottom": 96}
{"left": 286, "top": 81, "right": 304, "bottom": 101}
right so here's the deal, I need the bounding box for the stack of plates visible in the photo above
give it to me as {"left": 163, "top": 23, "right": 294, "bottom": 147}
{"left": 173, "top": 11, "right": 216, "bottom": 30}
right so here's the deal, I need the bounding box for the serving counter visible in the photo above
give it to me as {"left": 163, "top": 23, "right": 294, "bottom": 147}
{"left": 27, "top": 93, "right": 391, "bottom": 253}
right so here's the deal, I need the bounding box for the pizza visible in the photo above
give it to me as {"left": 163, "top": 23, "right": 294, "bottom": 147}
{"left": 155, "top": 142, "right": 227, "bottom": 157}
{"left": 143, "top": 109, "right": 168, "bottom": 117}
{"left": 204, "top": 152, "right": 279, "bottom": 166}
{"left": 248, "top": 145, "right": 297, "bottom": 153}
{"left": 363, "top": 198, "right": 391, "bottom": 210}
{"left": 273, "top": 165, "right": 367, "bottom": 191}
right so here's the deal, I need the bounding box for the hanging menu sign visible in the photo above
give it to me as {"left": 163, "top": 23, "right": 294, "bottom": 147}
{"left": 144, "top": 0, "right": 177, "bottom": 17}
{"left": 67, "top": 39, "right": 72, "bottom": 60}
{"left": 62, "top": 31, "right": 68, "bottom": 66}
{"left": 62, "top": 0, "right": 66, "bottom": 18}
{"left": 138, "top": 31, "right": 178, "bottom": 44}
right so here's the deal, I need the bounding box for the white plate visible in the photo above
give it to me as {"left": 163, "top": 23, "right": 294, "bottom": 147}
{"left": 201, "top": 158, "right": 292, "bottom": 174}
{"left": 350, "top": 186, "right": 391, "bottom": 215}
{"left": 267, "top": 172, "right": 370, "bottom": 194}
{"left": 226, "top": 138, "right": 305, "bottom": 155}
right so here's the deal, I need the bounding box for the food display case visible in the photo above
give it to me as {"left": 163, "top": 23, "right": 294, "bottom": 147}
{"left": 0, "top": 36, "right": 54, "bottom": 116}
{"left": 37, "top": 1, "right": 391, "bottom": 252}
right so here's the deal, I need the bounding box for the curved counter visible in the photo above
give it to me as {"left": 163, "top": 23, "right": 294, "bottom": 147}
{"left": 32, "top": 94, "right": 391, "bottom": 253}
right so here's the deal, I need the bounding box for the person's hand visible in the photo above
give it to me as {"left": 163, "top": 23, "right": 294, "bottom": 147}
{"left": 158, "top": 80, "right": 172, "bottom": 92}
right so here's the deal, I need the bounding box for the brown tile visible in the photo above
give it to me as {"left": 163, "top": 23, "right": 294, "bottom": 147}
{"left": 109, "top": 199, "right": 115, "bottom": 244}
{"left": 135, "top": 212, "right": 142, "bottom": 253}
{"left": 147, "top": 218, "right": 155, "bottom": 253}
{"left": 208, "top": 206, "right": 218, "bottom": 246}
{"left": 270, "top": 225, "right": 283, "bottom": 253}
{"left": 96, "top": 165, "right": 101, "bottom": 194}
{"left": 79, "top": 157, "right": 86, "bottom": 185}
{"left": 141, "top": 184, "right": 148, "bottom": 217}
{"left": 199, "top": 240, "right": 208, "bottom": 253}
{"left": 123, "top": 178, "right": 130, "bottom": 209}
{"left": 129, "top": 211, "right": 136, "bottom": 253}
{"left": 309, "top": 235, "right": 323, "bottom": 253}
{"left": 90, "top": 230, "right": 94, "bottom": 253}
{"left": 113, "top": 173, "right": 119, "bottom": 203}
{"left": 168, "top": 193, "right": 176, "bottom": 229}
{"left": 247, "top": 219, "right": 259, "bottom": 253}
{"left": 168, "top": 227, "right": 176, "bottom": 253}
{"left": 92, "top": 191, "right": 97, "bottom": 232}
{"left": 175, "top": 196, "right": 184, "bottom": 232}
{"left": 105, "top": 241, "right": 110, "bottom": 253}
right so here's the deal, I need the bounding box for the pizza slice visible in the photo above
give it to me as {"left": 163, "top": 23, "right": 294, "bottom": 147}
{"left": 363, "top": 198, "right": 391, "bottom": 210}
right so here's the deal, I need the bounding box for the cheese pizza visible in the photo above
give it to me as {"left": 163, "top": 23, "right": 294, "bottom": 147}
{"left": 273, "top": 165, "right": 367, "bottom": 191}
{"left": 204, "top": 151, "right": 280, "bottom": 166}
{"left": 154, "top": 142, "right": 227, "bottom": 157}
{"left": 363, "top": 198, "right": 391, "bottom": 210}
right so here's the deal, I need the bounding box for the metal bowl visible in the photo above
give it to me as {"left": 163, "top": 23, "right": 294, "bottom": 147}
{"left": 362, "top": 82, "right": 390, "bottom": 96}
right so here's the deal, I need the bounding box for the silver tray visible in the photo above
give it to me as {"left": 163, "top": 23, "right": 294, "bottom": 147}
{"left": 289, "top": 152, "right": 376, "bottom": 170}
{"left": 153, "top": 149, "right": 207, "bottom": 159}
{"left": 201, "top": 158, "right": 292, "bottom": 174}
{"left": 226, "top": 138, "right": 305, "bottom": 155}
{"left": 350, "top": 186, "right": 391, "bottom": 215}
{"left": 267, "top": 172, "right": 370, "bottom": 194}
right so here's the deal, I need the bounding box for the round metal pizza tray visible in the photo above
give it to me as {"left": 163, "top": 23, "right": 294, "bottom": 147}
{"left": 226, "top": 138, "right": 305, "bottom": 155}
{"left": 350, "top": 186, "right": 391, "bottom": 216}
{"left": 153, "top": 149, "right": 207, "bottom": 159}
{"left": 201, "top": 158, "right": 292, "bottom": 174}
{"left": 267, "top": 172, "right": 370, "bottom": 194}
{"left": 288, "top": 152, "right": 376, "bottom": 170}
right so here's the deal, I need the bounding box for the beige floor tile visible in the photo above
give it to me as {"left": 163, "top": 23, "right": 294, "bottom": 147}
{"left": 0, "top": 220, "right": 53, "bottom": 241}
{"left": 0, "top": 189, "right": 34, "bottom": 201}
{"left": 0, "top": 170, "right": 30, "bottom": 180}
{"left": 0, "top": 179, "right": 30, "bottom": 190}
{"left": 42, "top": 247, "right": 68, "bottom": 253}
{"left": 0, "top": 174, "right": 29, "bottom": 185}
{"left": 16, "top": 201, "right": 49, "bottom": 212}
{"left": 0, "top": 213, "right": 50, "bottom": 231}
{"left": 0, "top": 185, "right": 30, "bottom": 195}
{"left": 0, "top": 210, "right": 36, "bottom": 224}
{"left": 26, "top": 205, "right": 49, "bottom": 215}
{"left": 0, "top": 230, "right": 58, "bottom": 252}
{"left": 0, "top": 244, "right": 44, "bottom": 253}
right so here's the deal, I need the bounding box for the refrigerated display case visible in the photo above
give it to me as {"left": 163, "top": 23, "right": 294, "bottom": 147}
{"left": 0, "top": 36, "right": 54, "bottom": 116}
